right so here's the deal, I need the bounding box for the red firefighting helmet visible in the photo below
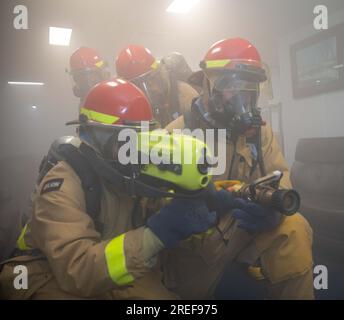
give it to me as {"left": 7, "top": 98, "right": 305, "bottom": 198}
{"left": 115, "top": 45, "right": 159, "bottom": 80}
{"left": 79, "top": 79, "right": 155, "bottom": 126}
{"left": 69, "top": 47, "right": 106, "bottom": 73}
{"left": 200, "top": 38, "right": 267, "bottom": 84}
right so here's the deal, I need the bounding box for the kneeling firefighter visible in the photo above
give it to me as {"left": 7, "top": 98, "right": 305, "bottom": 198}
{"left": 166, "top": 38, "right": 314, "bottom": 299}
{"left": 0, "top": 79, "right": 284, "bottom": 299}
{"left": 115, "top": 45, "right": 199, "bottom": 127}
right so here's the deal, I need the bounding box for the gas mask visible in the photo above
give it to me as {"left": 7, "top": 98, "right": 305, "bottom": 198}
{"left": 78, "top": 123, "right": 118, "bottom": 160}
{"left": 72, "top": 68, "right": 110, "bottom": 99}
{"left": 208, "top": 73, "right": 262, "bottom": 135}
{"left": 131, "top": 68, "right": 169, "bottom": 116}
{"left": 78, "top": 118, "right": 159, "bottom": 163}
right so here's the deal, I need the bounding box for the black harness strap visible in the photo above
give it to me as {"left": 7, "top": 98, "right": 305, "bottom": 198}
{"left": 57, "top": 144, "right": 103, "bottom": 233}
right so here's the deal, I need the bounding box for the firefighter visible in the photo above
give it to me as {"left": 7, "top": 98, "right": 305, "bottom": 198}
{"left": 68, "top": 47, "right": 110, "bottom": 107}
{"left": 115, "top": 45, "right": 198, "bottom": 127}
{"left": 165, "top": 38, "right": 314, "bottom": 299}
{"left": 0, "top": 79, "right": 215, "bottom": 299}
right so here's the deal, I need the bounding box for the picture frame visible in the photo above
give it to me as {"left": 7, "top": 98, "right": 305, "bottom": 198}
{"left": 290, "top": 22, "right": 344, "bottom": 99}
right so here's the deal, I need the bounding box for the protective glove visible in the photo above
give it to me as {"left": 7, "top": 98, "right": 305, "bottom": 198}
{"left": 146, "top": 198, "right": 217, "bottom": 248}
{"left": 231, "top": 198, "right": 282, "bottom": 234}
{"left": 210, "top": 189, "right": 236, "bottom": 216}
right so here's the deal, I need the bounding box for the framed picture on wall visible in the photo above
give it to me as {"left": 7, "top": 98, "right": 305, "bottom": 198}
{"left": 290, "top": 22, "right": 344, "bottom": 99}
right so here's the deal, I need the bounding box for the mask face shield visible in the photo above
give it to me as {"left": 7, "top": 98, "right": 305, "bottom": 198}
{"left": 131, "top": 67, "right": 168, "bottom": 115}
{"left": 78, "top": 119, "right": 159, "bottom": 161}
{"left": 206, "top": 71, "right": 262, "bottom": 134}
{"left": 69, "top": 65, "right": 110, "bottom": 98}
{"left": 78, "top": 124, "right": 115, "bottom": 156}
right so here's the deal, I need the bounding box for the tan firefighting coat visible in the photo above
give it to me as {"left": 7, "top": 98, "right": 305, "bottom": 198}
{"left": 165, "top": 116, "right": 314, "bottom": 299}
{"left": 154, "top": 79, "right": 198, "bottom": 128}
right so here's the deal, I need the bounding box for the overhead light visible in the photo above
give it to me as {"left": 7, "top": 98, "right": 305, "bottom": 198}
{"left": 32, "top": 105, "right": 37, "bottom": 109}
{"left": 8, "top": 81, "right": 44, "bottom": 86}
{"left": 49, "top": 27, "right": 72, "bottom": 46}
{"left": 166, "top": 0, "right": 200, "bottom": 14}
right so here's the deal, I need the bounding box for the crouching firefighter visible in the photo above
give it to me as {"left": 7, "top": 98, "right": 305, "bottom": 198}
{"left": 0, "top": 79, "right": 302, "bottom": 300}
{"left": 0, "top": 79, "right": 212, "bottom": 299}
{"left": 166, "top": 38, "right": 314, "bottom": 299}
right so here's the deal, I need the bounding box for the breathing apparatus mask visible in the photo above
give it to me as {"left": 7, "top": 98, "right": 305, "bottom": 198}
{"left": 69, "top": 66, "right": 110, "bottom": 99}
{"left": 196, "top": 61, "right": 269, "bottom": 178}
{"left": 207, "top": 71, "right": 263, "bottom": 135}
{"left": 131, "top": 66, "right": 169, "bottom": 117}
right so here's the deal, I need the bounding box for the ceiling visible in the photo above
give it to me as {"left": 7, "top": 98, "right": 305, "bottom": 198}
{"left": 1, "top": 0, "right": 344, "bottom": 87}
{"left": 0, "top": 0, "right": 343, "bottom": 160}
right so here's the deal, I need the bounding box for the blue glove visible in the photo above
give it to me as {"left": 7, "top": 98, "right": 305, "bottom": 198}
{"left": 231, "top": 198, "right": 282, "bottom": 234}
{"left": 210, "top": 189, "right": 236, "bottom": 216}
{"left": 146, "top": 198, "right": 217, "bottom": 248}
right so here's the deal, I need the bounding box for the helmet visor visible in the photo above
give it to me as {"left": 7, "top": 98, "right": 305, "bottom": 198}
{"left": 206, "top": 71, "right": 259, "bottom": 92}
{"left": 78, "top": 119, "right": 159, "bottom": 160}
{"left": 131, "top": 68, "right": 168, "bottom": 113}
{"left": 203, "top": 58, "right": 267, "bottom": 84}
{"left": 73, "top": 69, "right": 106, "bottom": 92}
{"left": 207, "top": 75, "right": 261, "bottom": 133}
{"left": 69, "top": 63, "right": 110, "bottom": 98}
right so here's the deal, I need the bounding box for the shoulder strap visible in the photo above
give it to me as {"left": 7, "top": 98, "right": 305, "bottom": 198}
{"left": 37, "top": 138, "right": 103, "bottom": 233}
{"left": 183, "top": 97, "right": 202, "bottom": 130}
{"left": 183, "top": 109, "right": 194, "bottom": 130}
{"left": 58, "top": 144, "right": 103, "bottom": 233}
{"left": 37, "top": 136, "right": 76, "bottom": 185}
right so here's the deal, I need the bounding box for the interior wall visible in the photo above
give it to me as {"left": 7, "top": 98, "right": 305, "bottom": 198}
{"left": 278, "top": 9, "right": 344, "bottom": 166}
